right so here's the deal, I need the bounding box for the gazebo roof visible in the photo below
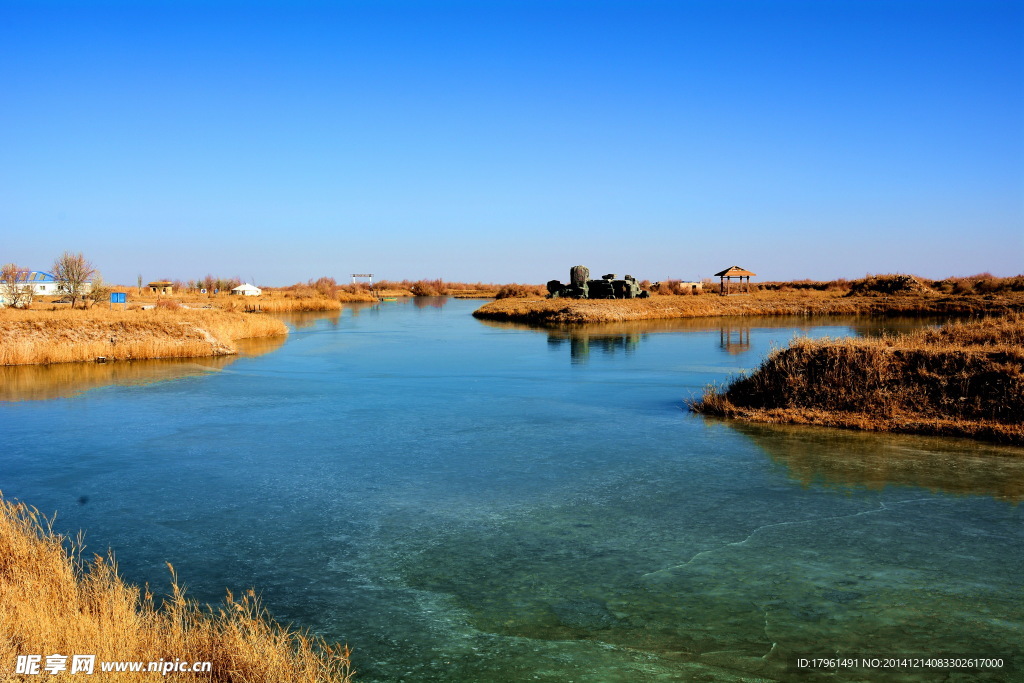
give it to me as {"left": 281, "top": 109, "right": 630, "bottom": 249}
{"left": 714, "top": 266, "right": 756, "bottom": 278}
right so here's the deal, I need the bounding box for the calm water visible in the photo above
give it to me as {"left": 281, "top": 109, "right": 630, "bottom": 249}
{"left": 2, "top": 298, "right": 1022, "bottom": 681}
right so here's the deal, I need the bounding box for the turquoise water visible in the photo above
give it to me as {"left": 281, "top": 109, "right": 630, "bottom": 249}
{"left": 2, "top": 298, "right": 1022, "bottom": 681}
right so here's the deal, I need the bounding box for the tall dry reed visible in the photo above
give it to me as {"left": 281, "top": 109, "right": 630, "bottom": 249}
{"left": 0, "top": 308, "right": 287, "bottom": 366}
{"left": 0, "top": 495, "right": 352, "bottom": 682}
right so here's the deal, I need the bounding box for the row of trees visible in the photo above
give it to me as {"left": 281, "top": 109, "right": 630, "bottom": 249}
{"left": 128, "top": 276, "right": 244, "bottom": 295}
{"left": 1, "top": 252, "right": 104, "bottom": 309}
{"left": 186, "top": 275, "right": 243, "bottom": 294}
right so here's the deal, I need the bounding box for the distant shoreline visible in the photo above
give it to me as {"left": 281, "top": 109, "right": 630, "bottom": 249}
{"left": 472, "top": 291, "right": 1024, "bottom": 325}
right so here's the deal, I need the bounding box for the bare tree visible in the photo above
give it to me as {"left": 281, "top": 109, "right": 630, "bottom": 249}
{"left": 85, "top": 273, "right": 112, "bottom": 308}
{"left": 51, "top": 251, "right": 96, "bottom": 309}
{"left": 0, "top": 263, "right": 34, "bottom": 308}
{"left": 137, "top": 274, "right": 143, "bottom": 293}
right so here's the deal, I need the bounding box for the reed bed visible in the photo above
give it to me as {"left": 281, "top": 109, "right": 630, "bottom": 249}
{"left": 0, "top": 494, "right": 352, "bottom": 682}
{"left": 691, "top": 315, "right": 1024, "bottom": 445}
{"left": 219, "top": 296, "right": 345, "bottom": 312}
{"left": 0, "top": 308, "right": 287, "bottom": 366}
{"left": 754, "top": 272, "right": 1024, "bottom": 294}
{"left": 493, "top": 283, "right": 547, "bottom": 299}
{"left": 473, "top": 290, "right": 1024, "bottom": 324}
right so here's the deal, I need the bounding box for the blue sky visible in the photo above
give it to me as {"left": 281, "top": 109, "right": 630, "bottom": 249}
{"left": 2, "top": 0, "right": 1021, "bottom": 286}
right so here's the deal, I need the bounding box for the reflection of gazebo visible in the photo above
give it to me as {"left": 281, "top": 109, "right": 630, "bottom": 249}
{"left": 714, "top": 266, "right": 756, "bottom": 295}
{"left": 719, "top": 325, "right": 751, "bottom": 354}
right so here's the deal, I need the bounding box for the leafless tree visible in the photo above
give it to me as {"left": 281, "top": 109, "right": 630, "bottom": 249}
{"left": 85, "top": 273, "right": 112, "bottom": 308}
{"left": 51, "top": 251, "right": 96, "bottom": 309}
{"left": 0, "top": 263, "right": 34, "bottom": 308}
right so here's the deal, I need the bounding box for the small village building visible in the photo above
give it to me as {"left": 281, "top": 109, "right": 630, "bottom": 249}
{"left": 0, "top": 270, "right": 86, "bottom": 296}
{"left": 231, "top": 283, "right": 262, "bottom": 296}
{"left": 714, "top": 266, "right": 756, "bottom": 295}
{"left": 148, "top": 281, "right": 174, "bottom": 295}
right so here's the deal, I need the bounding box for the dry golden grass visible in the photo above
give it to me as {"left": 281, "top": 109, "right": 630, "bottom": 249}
{"left": 175, "top": 291, "right": 375, "bottom": 311}
{"left": 493, "top": 283, "right": 547, "bottom": 299}
{"left": 691, "top": 314, "right": 1024, "bottom": 445}
{"left": 220, "top": 296, "right": 345, "bottom": 312}
{"left": 40, "top": 287, "right": 378, "bottom": 313}
{"left": 473, "top": 290, "right": 1024, "bottom": 324}
{"left": 0, "top": 308, "right": 287, "bottom": 366}
{"left": 0, "top": 494, "right": 352, "bottom": 682}
{"left": 754, "top": 272, "right": 1024, "bottom": 294}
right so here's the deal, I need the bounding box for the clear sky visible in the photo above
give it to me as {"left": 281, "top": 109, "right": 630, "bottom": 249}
{"left": 2, "top": 0, "right": 1021, "bottom": 286}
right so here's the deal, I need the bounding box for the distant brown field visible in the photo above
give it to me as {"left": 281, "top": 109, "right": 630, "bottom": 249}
{"left": 691, "top": 314, "right": 1024, "bottom": 445}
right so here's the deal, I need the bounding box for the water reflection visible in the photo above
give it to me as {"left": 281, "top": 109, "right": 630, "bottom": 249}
{"left": 0, "top": 335, "right": 286, "bottom": 402}
{"left": 479, "top": 315, "right": 943, "bottom": 363}
{"left": 272, "top": 303, "right": 390, "bottom": 330}
{"left": 412, "top": 295, "right": 449, "bottom": 309}
{"left": 847, "top": 317, "right": 946, "bottom": 337}
{"left": 275, "top": 309, "right": 343, "bottom": 329}
{"left": 731, "top": 421, "right": 1024, "bottom": 503}
{"left": 545, "top": 329, "right": 643, "bottom": 362}
{"left": 719, "top": 325, "right": 751, "bottom": 354}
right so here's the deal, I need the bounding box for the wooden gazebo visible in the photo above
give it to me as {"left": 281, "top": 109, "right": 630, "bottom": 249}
{"left": 714, "top": 266, "right": 756, "bottom": 295}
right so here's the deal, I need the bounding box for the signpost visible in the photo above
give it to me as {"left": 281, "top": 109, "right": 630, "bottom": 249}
{"left": 110, "top": 292, "right": 127, "bottom": 310}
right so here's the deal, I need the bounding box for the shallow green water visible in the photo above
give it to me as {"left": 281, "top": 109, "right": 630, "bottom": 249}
{"left": 1, "top": 299, "right": 1021, "bottom": 681}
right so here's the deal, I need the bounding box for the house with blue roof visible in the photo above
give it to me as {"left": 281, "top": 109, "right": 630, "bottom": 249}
{"left": 0, "top": 270, "right": 92, "bottom": 297}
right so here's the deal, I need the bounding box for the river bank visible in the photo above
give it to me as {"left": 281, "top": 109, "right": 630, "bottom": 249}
{"left": 0, "top": 308, "right": 287, "bottom": 366}
{"left": 690, "top": 314, "right": 1024, "bottom": 445}
{"left": 472, "top": 290, "right": 1024, "bottom": 324}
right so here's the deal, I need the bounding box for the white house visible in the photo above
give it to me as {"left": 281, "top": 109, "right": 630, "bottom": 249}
{"left": 230, "top": 283, "right": 262, "bottom": 296}
{"left": 0, "top": 270, "right": 91, "bottom": 296}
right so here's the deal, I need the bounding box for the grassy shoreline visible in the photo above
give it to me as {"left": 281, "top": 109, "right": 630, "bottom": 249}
{"left": 0, "top": 308, "right": 288, "bottom": 366}
{"left": 690, "top": 315, "right": 1024, "bottom": 445}
{"left": 0, "top": 494, "right": 352, "bottom": 682}
{"left": 472, "top": 290, "right": 1024, "bottom": 325}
